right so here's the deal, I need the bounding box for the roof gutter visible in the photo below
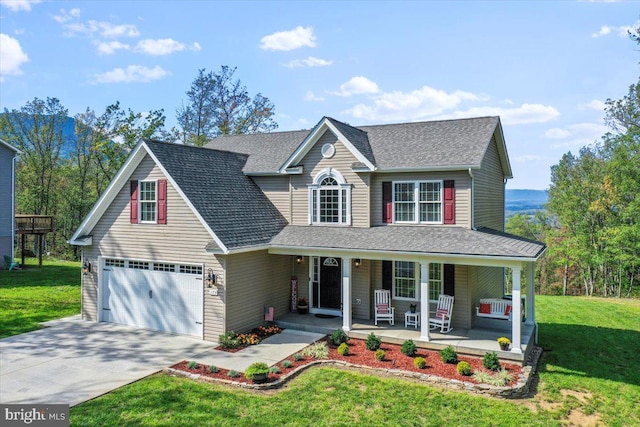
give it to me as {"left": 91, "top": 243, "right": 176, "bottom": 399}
{"left": 377, "top": 165, "right": 480, "bottom": 173}
{"left": 11, "top": 154, "right": 19, "bottom": 264}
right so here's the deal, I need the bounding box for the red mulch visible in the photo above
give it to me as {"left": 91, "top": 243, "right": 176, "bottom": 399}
{"left": 172, "top": 337, "right": 522, "bottom": 387}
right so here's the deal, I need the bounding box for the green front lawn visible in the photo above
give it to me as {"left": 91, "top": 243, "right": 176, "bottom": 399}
{"left": 71, "top": 296, "right": 640, "bottom": 427}
{"left": 0, "top": 258, "right": 81, "bottom": 338}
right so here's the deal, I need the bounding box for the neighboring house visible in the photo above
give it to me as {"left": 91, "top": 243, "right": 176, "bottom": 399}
{"left": 70, "top": 116, "right": 545, "bottom": 361}
{"left": 0, "top": 139, "right": 20, "bottom": 269}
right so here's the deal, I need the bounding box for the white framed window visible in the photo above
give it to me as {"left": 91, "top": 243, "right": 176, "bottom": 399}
{"left": 308, "top": 169, "right": 351, "bottom": 225}
{"left": 139, "top": 180, "right": 157, "bottom": 223}
{"left": 429, "top": 263, "right": 443, "bottom": 302}
{"left": 392, "top": 261, "right": 443, "bottom": 301}
{"left": 393, "top": 181, "right": 442, "bottom": 224}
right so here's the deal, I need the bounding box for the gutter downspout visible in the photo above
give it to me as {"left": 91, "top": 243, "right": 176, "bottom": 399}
{"left": 468, "top": 168, "right": 475, "bottom": 230}
{"left": 11, "top": 154, "right": 19, "bottom": 264}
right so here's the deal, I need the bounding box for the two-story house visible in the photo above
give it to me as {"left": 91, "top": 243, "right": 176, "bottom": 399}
{"left": 0, "top": 139, "right": 20, "bottom": 269}
{"left": 70, "top": 116, "right": 545, "bottom": 363}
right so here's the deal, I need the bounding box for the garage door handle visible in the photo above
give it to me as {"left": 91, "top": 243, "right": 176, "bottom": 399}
{"left": 149, "top": 290, "right": 153, "bottom": 299}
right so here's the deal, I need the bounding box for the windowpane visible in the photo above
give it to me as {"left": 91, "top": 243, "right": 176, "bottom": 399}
{"left": 394, "top": 182, "right": 415, "bottom": 222}
{"left": 394, "top": 261, "right": 416, "bottom": 299}
{"left": 429, "top": 263, "right": 442, "bottom": 301}
{"left": 320, "top": 189, "right": 340, "bottom": 222}
{"left": 418, "top": 182, "right": 442, "bottom": 223}
{"left": 139, "top": 181, "right": 157, "bottom": 222}
{"left": 311, "top": 174, "right": 348, "bottom": 224}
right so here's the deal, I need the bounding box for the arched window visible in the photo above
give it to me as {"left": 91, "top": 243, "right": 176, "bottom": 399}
{"left": 309, "top": 169, "right": 351, "bottom": 225}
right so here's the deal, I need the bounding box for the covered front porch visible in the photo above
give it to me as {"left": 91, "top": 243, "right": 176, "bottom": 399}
{"left": 275, "top": 311, "right": 536, "bottom": 364}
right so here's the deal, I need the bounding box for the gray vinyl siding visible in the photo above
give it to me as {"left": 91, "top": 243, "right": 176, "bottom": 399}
{"left": 473, "top": 136, "right": 505, "bottom": 231}
{"left": 225, "top": 251, "right": 290, "bottom": 332}
{"left": 81, "top": 154, "right": 225, "bottom": 341}
{"left": 0, "top": 237, "right": 11, "bottom": 268}
{"left": 370, "top": 171, "right": 471, "bottom": 228}
{"left": 351, "top": 259, "right": 370, "bottom": 320}
{"left": 470, "top": 265, "right": 505, "bottom": 323}
{"left": 290, "top": 130, "right": 370, "bottom": 227}
{"left": 251, "top": 176, "right": 291, "bottom": 222}
{"left": 0, "top": 145, "right": 15, "bottom": 249}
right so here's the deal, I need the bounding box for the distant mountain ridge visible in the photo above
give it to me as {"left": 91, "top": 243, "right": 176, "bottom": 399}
{"left": 505, "top": 189, "right": 548, "bottom": 217}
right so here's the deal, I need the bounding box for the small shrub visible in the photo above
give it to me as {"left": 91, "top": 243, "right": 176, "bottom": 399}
{"left": 337, "top": 342, "right": 350, "bottom": 356}
{"left": 219, "top": 331, "right": 240, "bottom": 349}
{"left": 282, "top": 360, "right": 293, "bottom": 368}
{"left": 331, "top": 329, "right": 349, "bottom": 346}
{"left": 401, "top": 339, "right": 417, "bottom": 356}
{"left": 483, "top": 351, "right": 501, "bottom": 371}
{"left": 208, "top": 365, "right": 219, "bottom": 374}
{"left": 187, "top": 361, "right": 199, "bottom": 370}
{"left": 375, "top": 349, "right": 386, "bottom": 361}
{"left": 365, "top": 333, "right": 382, "bottom": 351}
{"left": 228, "top": 370, "right": 240, "bottom": 378}
{"left": 457, "top": 361, "right": 472, "bottom": 376}
{"left": 245, "top": 362, "right": 270, "bottom": 381}
{"left": 440, "top": 345, "right": 458, "bottom": 364}
{"left": 293, "top": 353, "right": 304, "bottom": 361}
{"left": 414, "top": 357, "right": 427, "bottom": 369}
{"left": 302, "top": 341, "right": 329, "bottom": 359}
{"left": 472, "top": 368, "right": 513, "bottom": 386}
{"left": 269, "top": 366, "right": 280, "bottom": 374}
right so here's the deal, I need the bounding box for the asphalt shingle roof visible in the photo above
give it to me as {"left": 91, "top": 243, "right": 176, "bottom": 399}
{"left": 144, "top": 140, "right": 287, "bottom": 250}
{"left": 270, "top": 225, "right": 545, "bottom": 260}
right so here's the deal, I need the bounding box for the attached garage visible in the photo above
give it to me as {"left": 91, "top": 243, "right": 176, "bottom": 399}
{"left": 100, "top": 258, "right": 204, "bottom": 338}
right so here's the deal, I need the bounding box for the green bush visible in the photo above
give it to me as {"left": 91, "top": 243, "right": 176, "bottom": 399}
{"left": 337, "top": 342, "right": 350, "bottom": 356}
{"left": 187, "top": 361, "right": 199, "bottom": 370}
{"left": 228, "top": 370, "right": 240, "bottom": 378}
{"left": 483, "top": 351, "right": 501, "bottom": 371}
{"left": 440, "top": 345, "right": 458, "bottom": 364}
{"left": 331, "top": 329, "right": 349, "bottom": 346}
{"left": 365, "top": 333, "right": 382, "bottom": 351}
{"left": 456, "top": 361, "right": 472, "bottom": 376}
{"left": 293, "top": 353, "right": 304, "bottom": 361}
{"left": 282, "top": 360, "right": 293, "bottom": 369}
{"left": 414, "top": 357, "right": 427, "bottom": 369}
{"left": 374, "top": 349, "right": 386, "bottom": 361}
{"left": 269, "top": 366, "right": 280, "bottom": 374}
{"left": 208, "top": 365, "right": 219, "bottom": 373}
{"left": 219, "top": 331, "right": 240, "bottom": 349}
{"left": 401, "top": 339, "right": 417, "bottom": 356}
{"left": 472, "top": 368, "right": 513, "bottom": 386}
{"left": 245, "top": 362, "right": 270, "bottom": 381}
{"left": 302, "top": 341, "right": 329, "bottom": 359}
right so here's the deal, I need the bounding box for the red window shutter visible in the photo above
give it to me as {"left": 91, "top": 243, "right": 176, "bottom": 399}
{"left": 382, "top": 181, "right": 392, "bottom": 224}
{"left": 443, "top": 180, "right": 455, "bottom": 224}
{"left": 130, "top": 181, "right": 139, "bottom": 224}
{"left": 157, "top": 179, "right": 167, "bottom": 225}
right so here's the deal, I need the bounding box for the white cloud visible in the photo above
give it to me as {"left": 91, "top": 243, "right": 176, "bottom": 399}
{"left": 260, "top": 26, "right": 316, "bottom": 51}
{"left": 54, "top": 9, "right": 140, "bottom": 39}
{"left": 579, "top": 99, "right": 606, "bottom": 111}
{"left": 191, "top": 42, "right": 202, "bottom": 51}
{"left": 514, "top": 155, "right": 542, "bottom": 163}
{"left": 304, "top": 91, "right": 324, "bottom": 102}
{"left": 135, "top": 38, "right": 187, "bottom": 55}
{"left": 543, "top": 128, "right": 572, "bottom": 139}
{"left": 285, "top": 56, "right": 332, "bottom": 68}
{"left": 544, "top": 122, "right": 607, "bottom": 149}
{"left": 91, "top": 65, "right": 168, "bottom": 84}
{"left": 592, "top": 20, "right": 639, "bottom": 38}
{"left": 332, "top": 76, "right": 380, "bottom": 97}
{"left": 439, "top": 104, "right": 560, "bottom": 125}
{"left": 53, "top": 8, "right": 80, "bottom": 23}
{"left": 95, "top": 40, "right": 130, "bottom": 55}
{"left": 0, "top": 33, "right": 29, "bottom": 82}
{"left": 1, "top": 0, "right": 41, "bottom": 12}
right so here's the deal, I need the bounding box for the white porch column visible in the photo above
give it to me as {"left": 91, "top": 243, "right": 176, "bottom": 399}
{"left": 342, "top": 257, "right": 352, "bottom": 332}
{"left": 511, "top": 266, "right": 523, "bottom": 354}
{"left": 420, "top": 262, "right": 430, "bottom": 341}
{"left": 526, "top": 262, "right": 535, "bottom": 325}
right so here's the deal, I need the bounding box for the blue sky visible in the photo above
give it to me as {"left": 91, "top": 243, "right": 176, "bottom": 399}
{"left": 0, "top": 0, "right": 637, "bottom": 189}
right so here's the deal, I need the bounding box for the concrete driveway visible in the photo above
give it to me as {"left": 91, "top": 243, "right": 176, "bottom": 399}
{"left": 0, "top": 316, "right": 217, "bottom": 406}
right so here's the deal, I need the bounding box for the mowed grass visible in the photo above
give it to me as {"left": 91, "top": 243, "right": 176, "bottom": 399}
{"left": 71, "top": 296, "right": 640, "bottom": 427}
{"left": 0, "top": 258, "right": 81, "bottom": 338}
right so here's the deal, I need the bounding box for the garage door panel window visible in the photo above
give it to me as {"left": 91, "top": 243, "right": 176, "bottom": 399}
{"left": 129, "top": 261, "right": 150, "bottom": 270}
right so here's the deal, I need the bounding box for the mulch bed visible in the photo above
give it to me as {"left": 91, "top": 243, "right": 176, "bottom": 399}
{"left": 173, "top": 336, "right": 522, "bottom": 387}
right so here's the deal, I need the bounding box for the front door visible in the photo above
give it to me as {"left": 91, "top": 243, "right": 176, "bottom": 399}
{"left": 310, "top": 257, "right": 342, "bottom": 315}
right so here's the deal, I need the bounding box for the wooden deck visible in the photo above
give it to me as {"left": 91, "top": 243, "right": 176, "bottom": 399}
{"left": 275, "top": 312, "right": 535, "bottom": 364}
{"left": 15, "top": 215, "right": 54, "bottom": 267}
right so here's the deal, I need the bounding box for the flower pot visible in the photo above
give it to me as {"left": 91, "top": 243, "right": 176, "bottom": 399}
{"left": 297, "top": 305, "right": 308, "bottom": 314}
{"left": 409, "top": 304, "right": 417, "bottom": 313}
{"left": 499, "top": 343, "right": 510, "bottom": 351}
{"left": 251, "top": 373, "right": 268, "bottom": 383}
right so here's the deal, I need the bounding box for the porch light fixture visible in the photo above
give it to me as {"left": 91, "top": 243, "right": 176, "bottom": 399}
{"left": 82, "top": 261, "right": 91, "bottom": 274}
{"left": 205, "top": 268, "right": 216, "bottom": 287}
{"left": 354, "top": 259, "right": 361, "bottom": 268}
{"left": 296, "top": 255, "right": 303, "bottom": 264}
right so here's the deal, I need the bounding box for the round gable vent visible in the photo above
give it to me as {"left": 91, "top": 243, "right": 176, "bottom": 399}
{"left": 321, "top": 143, "right": 336, "bottom": 159}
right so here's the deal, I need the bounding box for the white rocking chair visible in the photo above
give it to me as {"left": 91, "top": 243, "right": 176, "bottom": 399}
{"left": 429, "top": 294, "right": 454, "bottom": 333}
{"left": 374, "top": 289, "right": 395, "bottom": 326}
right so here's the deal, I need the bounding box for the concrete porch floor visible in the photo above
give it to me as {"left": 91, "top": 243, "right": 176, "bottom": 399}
{"left": 275, "top": 313, "right": 535, "bottom": 364}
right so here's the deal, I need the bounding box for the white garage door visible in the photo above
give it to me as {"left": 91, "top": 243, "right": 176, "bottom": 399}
{"left": 101, "top": 258, "right": 203, "bottom": 337}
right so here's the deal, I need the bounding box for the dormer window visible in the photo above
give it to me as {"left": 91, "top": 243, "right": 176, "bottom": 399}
{"left": 309, "top": 169, "right": 351, "bottom": 225}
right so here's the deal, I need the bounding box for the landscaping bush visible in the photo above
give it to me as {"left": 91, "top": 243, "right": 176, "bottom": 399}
{"left": 187, "top": 361, "right": 199, "bottom": 370}
{"left": 331, "top": 329, "right": 349, "bottom": 346}
{"left": 228, "top": 370, "right": 240, "bottom": 378}
{"left": 440, "top": 345, "right": 458, "bottom": 364}
{"left": 219, "top": 331, "right": 240, "bottom": 349}
{"left": 208, "top": 365, "right": 219, "bottom": 374}
{"left": 337, "top": 342, "right": 350, "bottom": 356}
{"left": 282, "top": 360, "right": 293, "bottom": 369}
{"left": 245, "top": 362, "right": 270, "bottom": 381}
{"left": 269, "top": 366, "right": 280, "bottom": 374}
{"left": 472, "top": 368, "right": 513, "bottom": 386}
{"left": 414, "top": 357, "right": 427, "bottom": 369}
{"left": 365, "top": 333, "right": 382, "bottom": 351}
{"left": 457, "top": 361, "right": 472, "bottom": 376}
{"left": 374, "top": 349, "right": 386, "bottom": 361}
{"left": 302, "top": 341, "right": 329, "bottom": 359}
{"left": 293, "top": 353, "right": 304, "bottom": 361}
{"left": 401, "top": 339, "right": 417, "bottom": 356}
{"left": 483, "top": 351, "right": 501, "bottom": 371}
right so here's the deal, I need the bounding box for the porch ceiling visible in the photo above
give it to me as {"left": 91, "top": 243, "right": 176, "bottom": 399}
{"left": 269, "top": 225, "right": 545, "bottom": 267}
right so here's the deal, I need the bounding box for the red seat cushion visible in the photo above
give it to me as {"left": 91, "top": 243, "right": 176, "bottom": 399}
{"left": 436, "top": 308, "right": 448, "bottom": 319}
{"left": 479, "top": 303, "right": 491, "bottom": 314}
{"left": 376, "top": 304, "right": 389, "bottom": 314}
{"left": 504, "top": 305, "right": 512, "bottom": 316}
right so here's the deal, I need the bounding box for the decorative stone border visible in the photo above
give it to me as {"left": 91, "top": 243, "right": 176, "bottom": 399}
{"left": 164, "top": 346, "right": 543, "bottom": 398}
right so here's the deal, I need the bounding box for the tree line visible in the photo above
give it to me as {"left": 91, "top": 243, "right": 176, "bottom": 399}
{"left": 0, "top": 66, "right": 277, "bottom": 259}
